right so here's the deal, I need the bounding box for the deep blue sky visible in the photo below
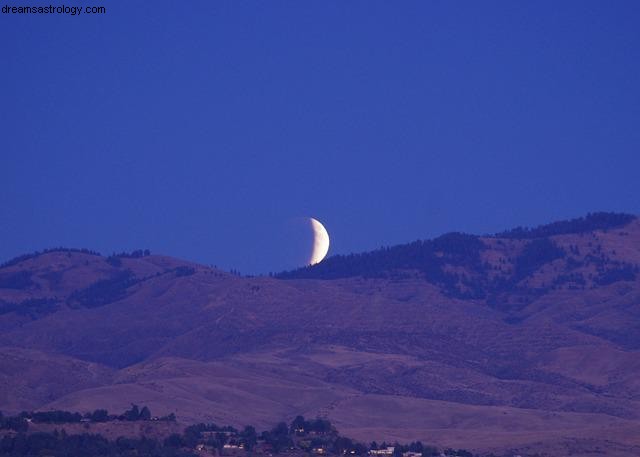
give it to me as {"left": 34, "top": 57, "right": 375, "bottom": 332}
{"left": 2, "top": 1, "right": 640, "bottom": 274}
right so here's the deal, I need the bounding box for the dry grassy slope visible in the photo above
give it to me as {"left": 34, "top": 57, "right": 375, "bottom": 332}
{"left": 0, "top": 347, "right": 114, "bottom": 411}
{"left": 1, "top": 217, "right": 640, "bottom": 455}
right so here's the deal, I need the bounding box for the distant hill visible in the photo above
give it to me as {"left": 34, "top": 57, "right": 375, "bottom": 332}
{"left": 2, "top": 213, "right": 640, "bottom": 456}
{"left": 278, "top": 212, "right": 638, "bottom": 302}
{"left": 492, "top": 212, "right": 636, "bottom": 238}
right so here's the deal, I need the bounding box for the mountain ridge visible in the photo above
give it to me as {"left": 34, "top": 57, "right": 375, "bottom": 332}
{"left": 2, "top": 212, "right": 640, "bottom": 456}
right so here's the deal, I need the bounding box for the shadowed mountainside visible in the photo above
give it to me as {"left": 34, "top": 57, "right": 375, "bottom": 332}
{"left": 1, "top": 213, "right": 640, "bottom": 456}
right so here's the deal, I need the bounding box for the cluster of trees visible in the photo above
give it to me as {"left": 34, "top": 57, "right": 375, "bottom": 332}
{"left": 513, "top": 238, "right": 565, "bottom": 281}
{"left": 594, "top": 264, "right": 638, "bottom": 286}
{"left": 0, "top": 431, "right": 197, "bottom": 457}
{"left": 277, "top": 232, "right": 487, "bottom": 299}
{"left": 0, "top": 413, "right": 27, "bottom": 433}
{"left": 552, "top": 250, "right": 638, "bottom": 289}
{"left": 286, "top": 416, "right": 365, "bottom": 455}
{"left": 175, "top": 266, "right": 196, "bottom": 277}
{"left": 277, "top": 212, "right": 638, "bottom": 300}
{"left": 290, "top": 416, "right": 334, "bottom": 434}
{"left": 88, "top": 405, "right": 174, "bottom": 423}
{"left": 275, "top": 416, "right": 476, "bottom": 457}
{"left": 261, "top": 421, "right": 293, "bottom": 453}
{"left": 0, "top": 406, "right": 176, "bottom": 430}
{"left": 278, "top": 230, "right": 569, "bottom": 301}
{"left": 120, "top": 405, "right": 151, "bottom": 422}
{"left": 175, "top": 423, "right": 256, "bottom": 452}
{"left": 278, "top": 212, "right": 640, "bottom": 306}
{"left": 371, "top": 441, "right": 439, "bottom": 457}
{"left": 0, "top": 248, "right": 101, "bottom": 270}
{"left": 494, "top": 212, "right": 636, "bottom": 239}
{"left": 113, "top": 250, "right": 151, "bottom": 259}
{"left": 552, "top": 272, "right": 587, "bottom": 290}
{"left": 180, "top": 416, "right": 366, "bottom": 455}
{"left": 0, "top": 412, "right": 483, "bottom": 457}
{"left": 65, "top": 265, "right": 197, "bottom": 310}
{"left": 278, "top": 232, "right": 486, "bottom": 281}
{"left": 28, "top": 411, "right": 83, "bottom": 424}
{"left": 106, "top": 250, "right": 152, "bottom": 267}
{"left": 0, "top": 298, "right": 57, "bottom": 319}
{"left": 66, "top": 270, "right": 137, "bottom": 309}
{"left": 0, "top": 271, "right": 33, "bottom": 290}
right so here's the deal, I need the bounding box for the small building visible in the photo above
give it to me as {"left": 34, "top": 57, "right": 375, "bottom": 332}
{"left": 203, "top": 430, "right": 236, "bottom": 438}
{"left": 370, "top": 447, "right": 395, "bottom": 456}
{"left": 403, "top": 452, "right": 421, "bottom": 457}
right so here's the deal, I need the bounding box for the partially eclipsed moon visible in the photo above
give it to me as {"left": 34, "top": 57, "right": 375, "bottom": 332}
{"left": 309, "top": 218, "right": 330, "bottom": 265}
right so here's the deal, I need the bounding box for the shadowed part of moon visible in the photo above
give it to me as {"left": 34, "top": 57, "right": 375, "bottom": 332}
{"left": 309, "top": 218, "right": 330, "bottom": 265}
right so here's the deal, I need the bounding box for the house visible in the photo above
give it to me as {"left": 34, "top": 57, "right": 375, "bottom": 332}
{"left": 369, "top": 447, "right": 395, "bottom": 456}
{"left": 402, "top": 452, "right": 421, "bottom": 457}
{"left": 203, "top": 430, "right": 236, "bottom": 437}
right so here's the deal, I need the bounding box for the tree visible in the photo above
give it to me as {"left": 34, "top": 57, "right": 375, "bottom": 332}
{"left": 139, "top": 406, "right": 151, "bottom": 421}
{"left": 215, "top": 431, "right": 228, "bottom": 448}
{"left": 290, "top": 415, "right": 306, "bottom": 434}
{"left": 332, "top": 436, "right": 354, "bottom": 455}
{"left": 241, "top": 425, "right": 257, "bottom": 451}
{"left": 262, "top": 422, "right": 293, "bottom": 453}
{"left": 164, "top": 433, "right": 185, "bottom": 448}
{"left": 182, "top": 427, "right": 200, "bottom": 448}
{"left": 123, "top": 404, "right": 140, "bottom": 421}
{"left": 308, "top": 418, "right": 333, "bottom": 434}
{"left": 91, "top": 409, "right": 109, "bottom": 422}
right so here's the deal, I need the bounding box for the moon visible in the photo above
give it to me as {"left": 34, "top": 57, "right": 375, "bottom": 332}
{"left": 309, "top": 218, "right": 330, "bottom": 265}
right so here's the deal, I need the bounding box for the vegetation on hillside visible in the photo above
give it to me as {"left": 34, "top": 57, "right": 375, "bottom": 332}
{"left": 0, "top": 248, "right": 101, "bottom": 270}
{"left": 0, "top": 298, "right": 57, "bottom": 319}
{"left": 0, "top": 431, "right": 196, "bottom": 457}
{"left": 277, "top": 232, "right": 488, "bottom": 298}
{"left": 66, "top": 270, "right": 138, "bottom": 308}
{"left": 0, "top": 271, "right": 34, "bottom": 290}
{"left": 0, "top": 212, "right": 637, "bottom": 312}
{"left": 494, "top": 212, "right": 635, "bottom": 239}
{"left": 277, "top": 212, "right": 638, "bottom": 303}
{"left": 106, "top": 250, "right": 152, "bottom": 267}
{"left": 0, "top": 406, "right": 175, "bottom": 430}
{"left": 0, "top": 411, "right": 480, "bottom": 457}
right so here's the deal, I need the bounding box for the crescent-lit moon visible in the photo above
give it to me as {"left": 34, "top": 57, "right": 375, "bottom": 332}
{"left": 309, "top": 218, "right": 330, "bottom": 265}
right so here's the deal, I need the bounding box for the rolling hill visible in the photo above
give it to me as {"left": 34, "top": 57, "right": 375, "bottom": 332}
{"left": 1, "top": 213, "right": 640, "bottom": 456}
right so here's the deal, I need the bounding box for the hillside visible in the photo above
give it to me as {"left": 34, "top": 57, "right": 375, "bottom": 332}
{"left": 1, "top": 213, "right": 640, "bottom": 456}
